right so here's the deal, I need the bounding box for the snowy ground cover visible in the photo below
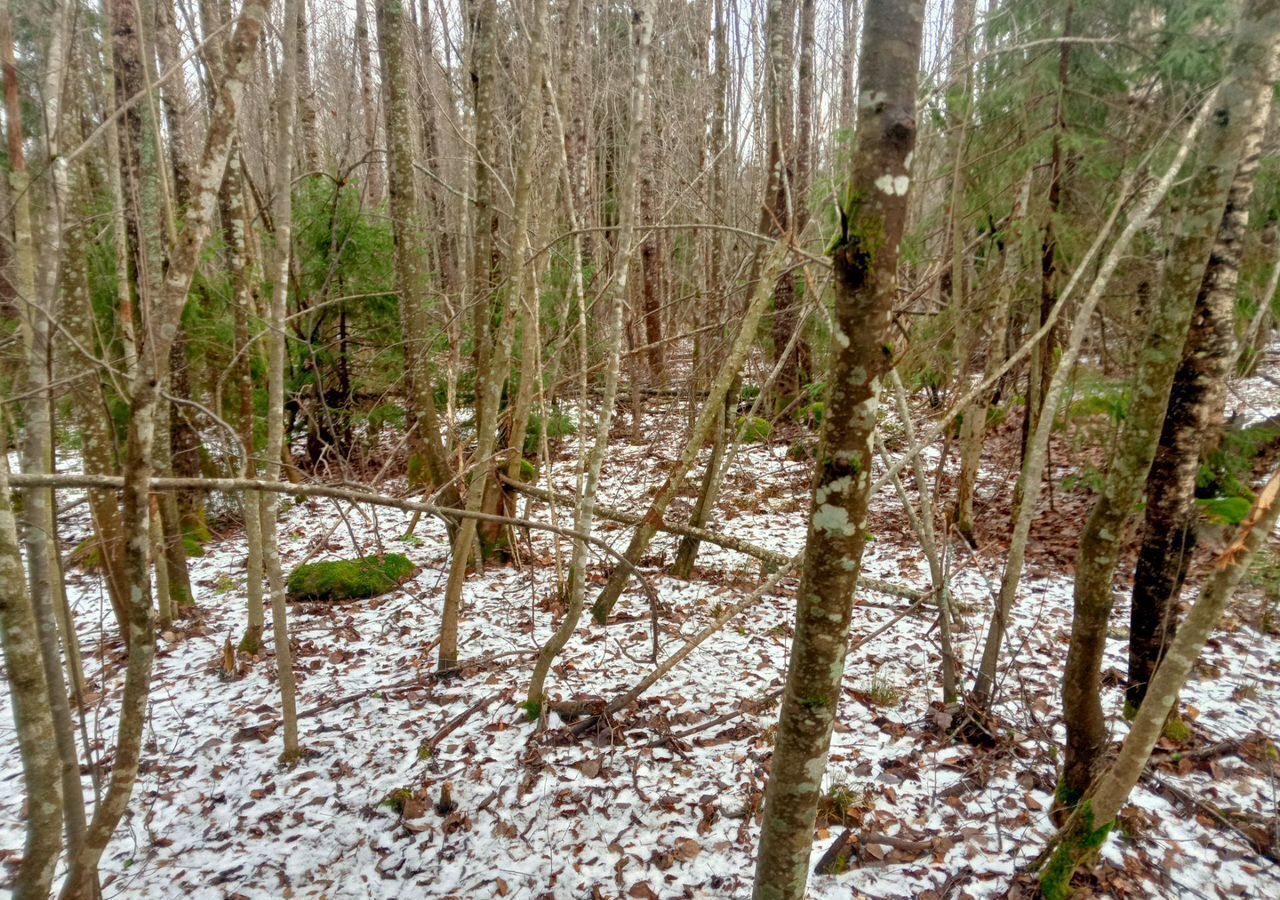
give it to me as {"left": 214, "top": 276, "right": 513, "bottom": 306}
{"left": 2, "top": 358, "right": 1279, "bottom": 899}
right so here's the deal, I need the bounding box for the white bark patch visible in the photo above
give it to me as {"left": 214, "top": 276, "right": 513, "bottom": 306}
{"left": 815, "top": 475, "right": 854, "bottom": 506}
{"left": 874, "top": 174, "right": 910, "bottom": 196}
{"left": 812, "top": 503, "right": 854, "bottom": 536}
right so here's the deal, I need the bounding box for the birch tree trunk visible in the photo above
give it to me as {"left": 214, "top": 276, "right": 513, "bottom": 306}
{"left": 225, "top": 148, "right": 267, "bottom": 653}
{"left": 751, "top": 2, "right": 923, "bottom": 895}
{"left": 1039, "top": 467, "right": 1280, "bottom": 898}
{"left": 969, "top": 88, "right": 1222, "bottom": 709}
{"left": 354, "top": 0, "right": 382, "bottom": 206}
{"left": 62, "top": 4, "right": 271, "bottom": 892}
{"left": 262, "top": 0, "right": 303, "bottom": 763}
{"left": 1127, "top": 10, "right": 1280, "bottom": 710}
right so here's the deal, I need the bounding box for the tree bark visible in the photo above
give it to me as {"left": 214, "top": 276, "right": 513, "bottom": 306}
{"left": 969, "top": 87, "right": 1222, "bottom": 709}
{"left": 751, "top": 2, "right": 923, "bottom": 895}
{"left": 1127, "top": 11, "right": 1280, "bottom": 710}
{"left": 376, "top": 0, "right": 458, "bottom": 506}
{"left": 1040, "top": 467, "right": 1280, "bottom": 898}
{"left": 61, "top": 3, "right": 271, "bottom": 893}
{"left": 354, "top": 0, "right": 382, "bottom": 205}
{"left": 0, "top": 443, "right": 63, "bottom": 900}
{"left": 262, "top": 0, "right": 304, "bottom": 763}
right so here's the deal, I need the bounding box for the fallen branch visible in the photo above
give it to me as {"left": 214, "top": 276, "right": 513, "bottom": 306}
{"left": 10, "top": 472, "right": 661, "bottom": 613}
{"left": 503, "top": 476, "right": 923, "bottom": 601}
{"left": 422, "top": 686, "right": 516, "bottom": 753}
{"left": 645, "top": 590, "right": 934, "bottom": 748}
{"left": 814, "top": 829, "right": 938, "bottom": 874}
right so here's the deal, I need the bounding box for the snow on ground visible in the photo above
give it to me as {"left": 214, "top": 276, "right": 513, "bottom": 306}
{"left": 2, "top": 382, "right": 1280, "bottom": 899}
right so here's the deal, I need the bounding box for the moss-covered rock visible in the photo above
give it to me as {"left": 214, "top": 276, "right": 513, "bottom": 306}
{"left": 285, "top": 553, "right": 418, "bottom": 602}
{"left": 736, "top": 415, "right": 773, "bottom": 443}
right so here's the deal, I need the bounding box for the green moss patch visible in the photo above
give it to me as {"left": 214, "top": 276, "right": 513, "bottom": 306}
{"left": 285, "top": 553, "right": 418, "bottom": 602}
{"left": 736, "top": 416, "right": 773, "bottom": 443}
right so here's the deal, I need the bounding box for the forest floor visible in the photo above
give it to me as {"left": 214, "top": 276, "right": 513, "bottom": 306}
{"left": 2, "top": 353, "right": 1280, "bottom": 900}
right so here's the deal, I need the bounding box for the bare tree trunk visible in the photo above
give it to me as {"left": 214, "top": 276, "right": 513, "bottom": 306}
{"left": 224, "top": 148, "right": 266, "bottom": 653}
{"left": 354, "top": 0, "right": 382, "bottom": 205}
{"left": 61, "top": 4, "right": 271, "bottom": 892}
{"left": 1127, "top": 18, "right": 1280, "bottom": 711}
{"left": 751, "top": 3, "right": 923, "bottom": 895}
{"left": 10, "top": 0, "right": 89, "bottom": 863}
{"left": 837, "top": 0, "right": 860, "bottom": 134}
{"left": 467, "top": 0, "right": 499, "bottom": 396}
{"left": 640, "top": 128, "right": 664, "bottom": 382}
{"left": 526, "top": 0, "right": 652, "bottom": 711}
{"left": 0, "top": 442, "right": 63, "bottom": 900}
{"left": 969, "top": 88, "right": 1221, "bottom": 709}
{"left": 262, "top": 0, "right": 303, "bottom": 763}
{"left": 1039, "top": 467, "right": 1280, "bottom": 897}
{"left": 0, "top": 5, "right": 64, "bottom": 892}
{"left": 760, "top": 0, "right": 800, "bottom": 411}
{"left": 295, "top": 0, "right": 321, "bottom": 172}
{"left": 377, "top": 0, "right": 458, "bottom": 507}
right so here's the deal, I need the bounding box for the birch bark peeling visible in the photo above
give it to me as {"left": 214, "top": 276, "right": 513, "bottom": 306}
{"left": 1064, "top": 3, "right": 1280, "bottom": 803}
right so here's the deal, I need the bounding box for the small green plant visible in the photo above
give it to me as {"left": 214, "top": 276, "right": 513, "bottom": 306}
{"left": 816, "top": 781, "right": 867, "bottom": 826}
{"left": 736, "top": 416, "right": 773, "bottom": 443}
{"left": 397, "top": 533, "right": 425, "bottom": 548}
{"left": 382, "top": 787, "right": 415, "bottom": 814}
{"left": 865, "top": 674, "right": 901, "bottom": 708}
{"left": 524, "top": 408, "right": 577, "bottom": 455}
{"left": 519, "top": 700, "right": 542, "bottom": 721}
{"left": 1197, "top": 495, "right": 1253, "bottom": 526}
{"left": 214, "top": 573, "right": 238, "bottom": 595}
{"left": 797, "top": 402, "right": 825, "bottom": 428}
{"left": 1162, "top": 715, "right": 1191, "bottom": 743}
